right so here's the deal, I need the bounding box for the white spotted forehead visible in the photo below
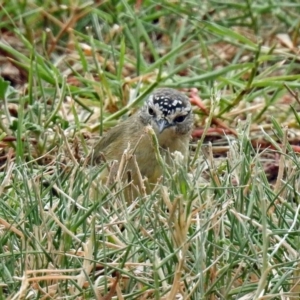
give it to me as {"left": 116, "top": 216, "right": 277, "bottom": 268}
{"left": 147, "top": 94, "right": 190, "bottom": 114}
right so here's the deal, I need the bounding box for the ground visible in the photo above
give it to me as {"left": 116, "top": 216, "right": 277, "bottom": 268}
{"left": 0, "top": 1, "right": 300, "bottom": 299}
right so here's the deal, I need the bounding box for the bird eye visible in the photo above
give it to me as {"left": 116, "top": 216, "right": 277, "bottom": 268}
{"left": 148, "top": 107, "right": 155, "bottom": 116}
{"left": 174, "top": 115, "right": 186, "bottom": 123}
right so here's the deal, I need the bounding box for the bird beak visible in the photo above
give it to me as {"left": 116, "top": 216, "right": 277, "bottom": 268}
{"left": 156, "top": 119, "right": 171, "bottom": 133}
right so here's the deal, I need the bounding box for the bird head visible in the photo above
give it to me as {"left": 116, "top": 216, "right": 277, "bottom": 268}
{"left": 141, "top": 88, "right": 193, "bottom": 135}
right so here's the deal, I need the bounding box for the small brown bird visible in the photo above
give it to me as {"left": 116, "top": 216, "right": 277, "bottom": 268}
{"left": 88, "top": 88, "right": 193, "bottom": 186}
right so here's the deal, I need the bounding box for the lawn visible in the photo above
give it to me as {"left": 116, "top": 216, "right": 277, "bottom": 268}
{"left": 1, "top": 1, "right": 300, "bottom": 299}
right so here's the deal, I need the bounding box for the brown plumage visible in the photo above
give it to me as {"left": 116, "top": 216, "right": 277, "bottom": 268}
{"left": 88, "top": 88, "right": 193, "bottom": 185}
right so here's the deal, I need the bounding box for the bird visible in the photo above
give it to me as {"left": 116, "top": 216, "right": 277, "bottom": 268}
{"left": 88, "top": 88, "right": 193, "bottom": 187}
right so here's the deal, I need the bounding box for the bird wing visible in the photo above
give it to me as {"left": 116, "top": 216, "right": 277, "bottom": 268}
{"left": 88, "top": 117, "right": 139, "bottom": 164}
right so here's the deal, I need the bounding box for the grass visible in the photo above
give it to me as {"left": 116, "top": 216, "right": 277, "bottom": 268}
{"left": 1, "top": 0, "right": 300, "bottom": 299}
